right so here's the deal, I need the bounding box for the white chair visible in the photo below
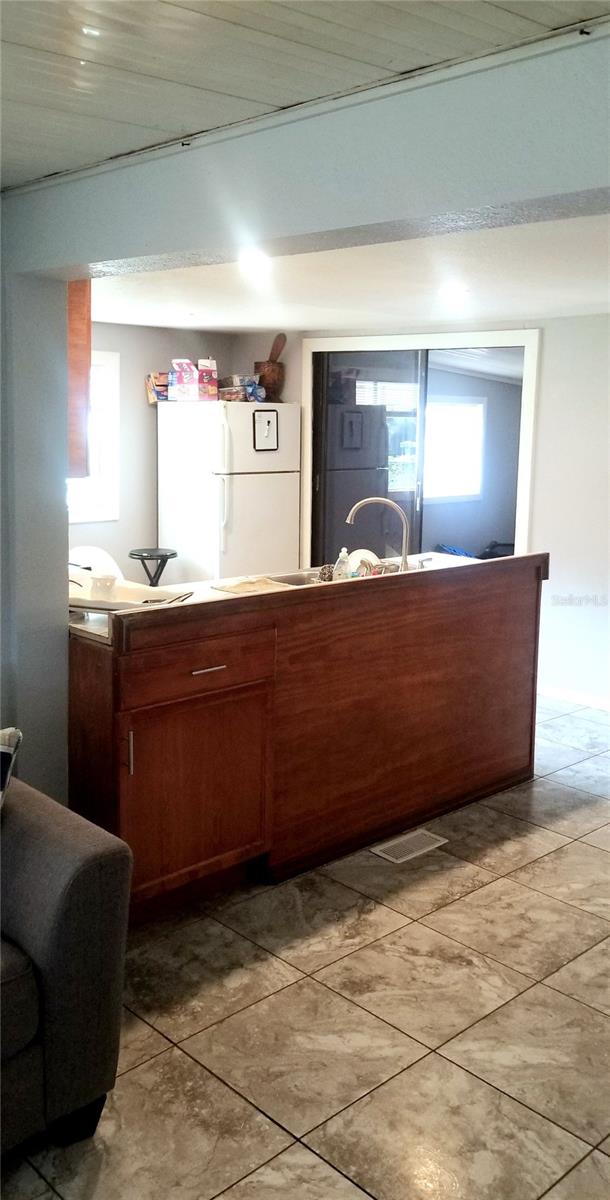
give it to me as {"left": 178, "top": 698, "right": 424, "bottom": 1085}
{"left": 69, "top": 546, "right": 124, "bottom": 579}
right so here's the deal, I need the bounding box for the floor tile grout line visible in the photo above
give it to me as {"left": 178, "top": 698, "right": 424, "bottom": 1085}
{"left": 537, "top": 741, "right": 610, "bottom": 759}
{"left": 211, "top": 890, "right": 418, "bottom": 971}
{"left": 540, "top": 772, "right": 610, "bottom": 800}
{"left": 126, "top": 879, "right": 281, "bottom": 949}
{"left": 23, "top": 1159, "right": 69, "bottom": 1199}
{"left": 125, "top": 908, "right": 606, "bottom": 1077}
{"left": 20, "top": 1160, "right": 64, "bottom": 1199}
{"left": 327, "top": 840, "right": 610, "bottom": 930}
{"left": 177, "top": 1032, "right": 434, "bottom": 1145}
{"left": 311, "top": 909, "right": 609, "bottom": 1030}
{"left": 320, "top": 851, "right": 503, "bottom": 915}
{"left": 433, "top": 800, "right": 578, "bottom": 845}
{"left": 477, "top": 797, "right": 610, "bottom": 841}
{"left": 203, "top": 1146, "right": 295, "bottom": 1200}
{"left": 533, "top": 1147, "right": 599, "bottom": 1199}
{"left": 123, "top": 930, "right": 609, "bottom": 1085}
{"left": 536, "top": 978, "right": 610, "bottom": 1021}
{"left": 432, "top": 1048, "right": 603, "bottom": 1148}
{"left": 430, "top": 974, "right": 610, "bottom": 1060}
{"left": 411, "top": 915, "right": 545, "bottom": 981}
{"left": 124, "top": 973, "right": 305, "bottom": 1049}
{"left": 502, "top": 856, "right": 610, "bottom": 919}
{"left": 422, "top": 837, "right": 610, "bottom": 923}
{"left": 576, "top": 834, "right": 610, "bottom": 851}
{"left": 219, "top": 864, "right": 418, "bottom": 923}
{"left": 416, "top": 897, "right": 610, "bottom": 978}
{"left": 429, "top": 845, "right": 610, "bottom": 912}
{"left": 296, "top": 1049, "right": 435, "bottom": 1141}
{"left": 209, "top": 1142, "right": 378, "bottom": 1200}
{"left": 294, "top": 1142, "right": 379, "bottom": 1200}
{"left": 177, "top": 905, "right": 310, "bottom": 974}
{"left": 535, "top": 715, "right": 610, "bottom": 750}
{"left": 116, "top": 1042, "right": 171, "bottom": 1077}
{"left": 173, "top": 1039, "right": 301, "bottom": 1141}
{"left": 300, "top": 1045, "right": 598, "bottom": 1152}
{"left": 536, "top": 706, "right": 586, "bottom": 719}
{"left": 124, "top": 875, "right": 606, "bottom": 1052}
{"left": 536, "top": 931, "right": 610, "bottom": 979}
{"left": 309, "top": 968, "right": 441, "bottom": 1050}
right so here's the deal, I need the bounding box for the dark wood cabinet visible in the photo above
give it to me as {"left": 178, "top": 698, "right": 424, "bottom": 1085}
{"left": 70, "top": 554, "right": 548, "bottom": 901}
{"left": 70, "top": 627, "right": 275, "bottom": 901}
{"left": 117, "top": 684, "right": 271, "bottom": 898}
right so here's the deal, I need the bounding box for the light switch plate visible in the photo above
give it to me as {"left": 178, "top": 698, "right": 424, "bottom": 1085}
{"left": 253, "top": 409, "right": 278, "bottom": 451}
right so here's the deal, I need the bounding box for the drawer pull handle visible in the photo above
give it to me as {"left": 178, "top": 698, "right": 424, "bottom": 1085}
{"left": 191, "top": 664, "right": 228, "bottom": 676}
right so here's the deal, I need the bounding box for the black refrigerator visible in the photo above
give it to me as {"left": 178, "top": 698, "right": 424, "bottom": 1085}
{"left": 311, "top": 350, "right": 428, "bottom": 567}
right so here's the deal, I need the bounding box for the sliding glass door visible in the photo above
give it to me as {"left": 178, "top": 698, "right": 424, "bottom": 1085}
{"left": 311, "top": 350, "right": 427, "bottom": 566}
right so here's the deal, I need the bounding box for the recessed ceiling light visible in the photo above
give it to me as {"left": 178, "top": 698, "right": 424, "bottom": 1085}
{"left": 81, "top": 25, "right": 100, "bottom": 36}
{"left": 438, "top": 279, "right": 472, "bottom": 312}
{"left": 238, "top": 247, "right": 272, "bottom": 279}
{"left": 79, "top": 59, "right": 86, "bottom": 65}
{"left": 438, "top": 279, "right": 470, "bottom": 303}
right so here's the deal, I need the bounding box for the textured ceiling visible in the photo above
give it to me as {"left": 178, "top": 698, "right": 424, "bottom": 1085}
{"left": 3, "top": 0, "right": 610, "bottom": 188}
{"left": 91, "top": 213, "right": 610, "bottom": 330}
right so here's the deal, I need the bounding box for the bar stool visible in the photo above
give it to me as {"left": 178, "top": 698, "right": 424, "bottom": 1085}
{"left": 128, "top": 547, "right": 177, "bottom": 587}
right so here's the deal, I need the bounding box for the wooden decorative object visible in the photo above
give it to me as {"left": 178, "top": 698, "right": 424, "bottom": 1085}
{"left": 67, "top": 279, "right": 91, "bottom": 478}
{"left": 255, "top": 332, "right": 286, "bottom": 401}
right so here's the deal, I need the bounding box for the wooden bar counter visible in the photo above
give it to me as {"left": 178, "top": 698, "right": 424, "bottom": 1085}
{"left": 69, "top": 553, "right": 549, "bottom": 901}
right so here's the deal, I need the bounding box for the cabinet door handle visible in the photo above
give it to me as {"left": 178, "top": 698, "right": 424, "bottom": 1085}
{"left": 128, "top": 730, "right": 134, "bottom": 776}
{"left": 191, "top": 664, "right": 227, "bottom": 676}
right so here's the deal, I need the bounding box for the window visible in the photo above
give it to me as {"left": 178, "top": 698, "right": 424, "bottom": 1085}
{"left": 355, "top": 379, "right": 419, "bottom": 411}
{"left": 67, "top": 350, "right": 120, "bottom": 523}
{"left": 423, "top": 398, "right": 485, "bottom": 502}
{"left": 355, "top": 380, "right": 420, "bottom": 494}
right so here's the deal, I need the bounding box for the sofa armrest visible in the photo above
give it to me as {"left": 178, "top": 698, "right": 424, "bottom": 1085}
{"left": 1, "top": 779, "right": 132, "bottom": 1123}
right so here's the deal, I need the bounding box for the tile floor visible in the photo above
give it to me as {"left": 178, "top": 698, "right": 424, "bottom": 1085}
{"left": 3, "top": 697, "right": 609, "bottom": 1200}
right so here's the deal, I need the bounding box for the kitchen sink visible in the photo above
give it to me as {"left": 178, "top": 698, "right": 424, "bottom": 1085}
{"left": 269, "top": 570, "right": 323, "bottom": 587}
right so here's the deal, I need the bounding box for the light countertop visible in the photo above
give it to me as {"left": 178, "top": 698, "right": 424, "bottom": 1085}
{"left": 68, "top": 552, "right": 480, "bottom": 645}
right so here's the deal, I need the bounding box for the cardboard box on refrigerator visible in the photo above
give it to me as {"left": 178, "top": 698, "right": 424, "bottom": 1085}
{"left": 198, "top": 358, "right": 218, "bottom": 400}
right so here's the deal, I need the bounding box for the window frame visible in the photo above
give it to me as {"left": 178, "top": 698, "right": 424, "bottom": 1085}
{"left": 67, "top": 349, "right": 120, "bottom": 525}
{"left": 300, "top": 330, "right": 538, "bottom": 568}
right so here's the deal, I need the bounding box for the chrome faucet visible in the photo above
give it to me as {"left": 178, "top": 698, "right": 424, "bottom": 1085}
{"left": 345, "top": 497, "right": 411, "bottom": 572}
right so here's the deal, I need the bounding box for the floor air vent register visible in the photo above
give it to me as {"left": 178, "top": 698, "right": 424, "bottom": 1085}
{"left": 370, "top": 829, "right": 448, "bottom": 863}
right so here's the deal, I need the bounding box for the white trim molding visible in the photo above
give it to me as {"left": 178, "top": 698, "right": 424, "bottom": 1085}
{"left": 300, "top": 329, "right": 540, "bottom": 567}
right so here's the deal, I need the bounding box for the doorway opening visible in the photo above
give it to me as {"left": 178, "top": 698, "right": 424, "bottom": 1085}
{"left": 307, "top": 335, "right": 533, "bottom": 568}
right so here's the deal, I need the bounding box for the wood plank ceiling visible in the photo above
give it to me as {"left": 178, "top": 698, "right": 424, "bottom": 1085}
{"left": 2, "top": 0, "right": 609, "bottom": 189}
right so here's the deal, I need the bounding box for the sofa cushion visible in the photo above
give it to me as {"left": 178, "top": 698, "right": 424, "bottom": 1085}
{"left": 1, "top": 937, "right": 39, "bottom": 1060}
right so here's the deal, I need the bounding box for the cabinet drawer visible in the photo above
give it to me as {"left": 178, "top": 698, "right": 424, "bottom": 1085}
{"left": 118, "top": 628, "right": 275, "bottom": 709}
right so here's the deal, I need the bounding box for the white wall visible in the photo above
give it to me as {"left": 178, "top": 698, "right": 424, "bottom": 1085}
{"left": 244, "top": 315, "right": 609, "bottom": 706}
{"left": 529, "top": 315, "right": 609, "bottom": 707}
{"left": 1, "top": 276, "right": 69, "bottom": 797}
{"left": 69, "top": 323, "right": 235, "bottom": 578}
{"left": 421, "top": 368, "right": 522, "bottom": 556}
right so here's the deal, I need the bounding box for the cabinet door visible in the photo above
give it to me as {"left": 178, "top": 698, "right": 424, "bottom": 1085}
{"left": 117, "top": 683, "right": 271, "bottom": 897}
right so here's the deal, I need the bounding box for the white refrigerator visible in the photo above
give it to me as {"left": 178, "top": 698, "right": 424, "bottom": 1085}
{"left": 157, "top": 402, "right": 301, "bottom": 583}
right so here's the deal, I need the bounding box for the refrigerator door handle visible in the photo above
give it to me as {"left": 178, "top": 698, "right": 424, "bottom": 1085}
{"left": 415, "top": 479, "right": 422, "bottom": 513}
{"left": 220, "top": 477, "right": 229, "bottom": 552}
{"left": 221, "top": 411, "right": 231, "bottom": 474}
{"left": 379, "top": 416, "right": 389, "bottom": 468}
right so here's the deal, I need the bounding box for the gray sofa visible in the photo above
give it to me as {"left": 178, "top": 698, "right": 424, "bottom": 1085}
{"left": 1, "top": 778, "right": 132, "bottom": 1152}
